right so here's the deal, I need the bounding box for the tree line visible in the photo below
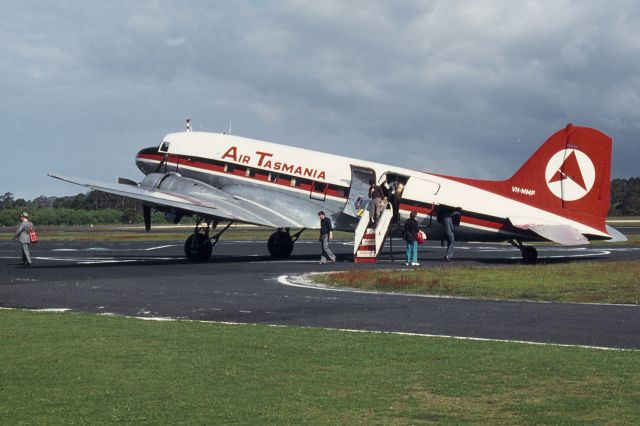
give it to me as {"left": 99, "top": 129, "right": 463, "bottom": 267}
{"left": 1, "top": 176, "right": 638, "bottom": 226}
{"left": 610, "top": 177, "right": 640, "bottom": 216}
{"left": 0, "top": 191, "right": 159, "bottom": 227}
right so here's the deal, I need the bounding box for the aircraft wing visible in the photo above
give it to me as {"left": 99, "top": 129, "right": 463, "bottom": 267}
{"left": 508, "top": 216, "right": 589, "bottom": 245}
{"left": 48, "top": 173, "right": 296, "bottom": 228}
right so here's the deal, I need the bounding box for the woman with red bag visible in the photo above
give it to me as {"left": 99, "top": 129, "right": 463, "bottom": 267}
{"left": 403, "top": 210, "right": 420, "bottom": 266}
{"left": 13, "top": 212, "right": 34, "bottom": 266}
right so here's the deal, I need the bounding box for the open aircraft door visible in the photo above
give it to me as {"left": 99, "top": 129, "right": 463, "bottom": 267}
{"left": 343, "top": 166, "right": 376, "bottom": 217}
{"left": 401, "top": 176, "right": 441, "bottom": 227}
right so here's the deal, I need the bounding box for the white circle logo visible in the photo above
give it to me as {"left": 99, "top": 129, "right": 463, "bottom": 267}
{"left": 545, "top": 149, "right": 595, "bottom": 201}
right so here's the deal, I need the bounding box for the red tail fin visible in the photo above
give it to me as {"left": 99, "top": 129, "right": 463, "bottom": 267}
{"left": 507, "top": 124, "right": 612, "bottom": 231}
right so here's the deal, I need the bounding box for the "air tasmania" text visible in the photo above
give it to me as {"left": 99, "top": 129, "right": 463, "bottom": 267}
{"left": 221, "top": 146, "right": 326, "bottom": 180}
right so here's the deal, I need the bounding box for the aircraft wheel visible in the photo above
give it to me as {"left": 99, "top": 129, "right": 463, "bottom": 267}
{"left": 521, "top": 246, "right": 538, "bottom": 263}
{"left": 184, "top": 234, "right": 213, "bottom": 262}
{"left": 267, "top": 230, "right": 294, "bottom": 259}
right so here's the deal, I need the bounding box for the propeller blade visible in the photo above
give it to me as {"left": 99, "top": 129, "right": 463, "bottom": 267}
{"left": 154, "top": 154, "right": 168, "bottom": 173}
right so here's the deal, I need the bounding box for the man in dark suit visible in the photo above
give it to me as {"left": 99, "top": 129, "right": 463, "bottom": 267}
{"left": 318, "top": 211, "right": 336, "bottom": 264}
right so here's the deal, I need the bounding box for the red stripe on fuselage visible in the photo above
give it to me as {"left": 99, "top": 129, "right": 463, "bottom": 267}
{"left": 138, "top": 153, "right": 349, "bottom": 199}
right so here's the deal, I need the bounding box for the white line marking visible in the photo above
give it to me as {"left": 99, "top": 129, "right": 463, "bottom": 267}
{"left": 250, "top": 260, "right": 320, "bottom": 264}
{"left": 508, "top": 250, "right": 611, "bottom": 260}
{"left": 274, "top": 275, "right": 639, "bottom": 351}
{"left": 135, "top": 316, "right": 176, "bottom": 321}
{"left": 144, "top": 245, "right": 177, "bottom": 251}
{"left": 2, "top": 307, "right": 634, "bottom": 352}
{"left": 276, "top": 275, "right": 639, "bottom": 307}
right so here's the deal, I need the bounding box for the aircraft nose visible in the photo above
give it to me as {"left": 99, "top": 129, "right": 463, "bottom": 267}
{"left": 136, "top": 146, "right": 162, "bottom": 174}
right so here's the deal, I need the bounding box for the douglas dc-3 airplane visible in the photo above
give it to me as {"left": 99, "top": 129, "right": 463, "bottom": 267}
{"left": 50, "top": 123, "right": 625, "bottom": 262}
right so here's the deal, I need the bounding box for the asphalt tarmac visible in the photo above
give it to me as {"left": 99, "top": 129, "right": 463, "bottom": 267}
{"left": 1, "top": 238, "right": 639, "bottom": 350}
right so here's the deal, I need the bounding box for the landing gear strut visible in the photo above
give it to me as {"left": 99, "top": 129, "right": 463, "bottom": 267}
{"left": 184, "top": 218, "right": 233, "bottom": 262}
{"left": 267, "top": 228, "right": 305, "bottom": 259}
{"left": 509, "top": 239, "right": 538, "bottom": 263}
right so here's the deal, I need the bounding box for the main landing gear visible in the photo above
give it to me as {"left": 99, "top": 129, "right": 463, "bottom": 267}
{"left": 184, "top": 218, "right": 233, "bottom": 262}
{"left": 267, "top": 228, "right": 306, "bottom": 259}
{"left": 184, "top": 222, "right": 306, "bottom": 262}
{"left": 509, "top": 239, "right": 538, "bottom": 263}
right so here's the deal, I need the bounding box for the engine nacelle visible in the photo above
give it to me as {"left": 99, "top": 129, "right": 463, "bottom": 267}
{"left": 140, "top": 173, "right": 223, "bottom": 199}
{"left": 140, "top": 172, "right": 181, "bottom": 190}
{"left": 139, "top": 173, "right": 230, "bottom": 222}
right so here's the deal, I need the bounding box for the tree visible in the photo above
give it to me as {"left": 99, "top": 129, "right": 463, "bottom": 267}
{"left": 0, "top": 192, "right": 14, "bottom": 209}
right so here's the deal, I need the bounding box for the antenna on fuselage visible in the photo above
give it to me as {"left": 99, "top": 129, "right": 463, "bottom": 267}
{"left": 228, "top": 120, "right": 232, "bottom": 135}
{"left": 185, "top": 118, "right": 192, "bottom": 132}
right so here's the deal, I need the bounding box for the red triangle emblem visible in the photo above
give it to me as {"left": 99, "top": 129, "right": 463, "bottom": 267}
{"left": 548, "top": 151, "right": 587, "bottom": 190}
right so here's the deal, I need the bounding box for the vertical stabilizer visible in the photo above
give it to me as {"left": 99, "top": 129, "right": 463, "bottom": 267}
{"left": 507, "top": 124, "right": 612, "bottom": 231}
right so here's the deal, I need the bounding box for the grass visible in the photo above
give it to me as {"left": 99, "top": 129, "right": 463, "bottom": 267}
{"left": 1, "top": 309, "right": 639, "bottom": 424}
{"left": 312, "top": 261, "right": 640, "bottom": 304}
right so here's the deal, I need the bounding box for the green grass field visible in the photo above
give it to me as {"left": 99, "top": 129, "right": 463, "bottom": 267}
{"left": 3, "top": 225, "right": 640, "bottom": 423}
{"left": 1, "top": 309, "right": 639, "bottom": 424}
{"left": 313, "top": 261, "right": 640, "bottom": 304}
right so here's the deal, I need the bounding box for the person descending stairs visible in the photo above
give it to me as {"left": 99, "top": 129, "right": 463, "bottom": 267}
{"left": 353, "top": 203, "right": 393, "bottom": 263}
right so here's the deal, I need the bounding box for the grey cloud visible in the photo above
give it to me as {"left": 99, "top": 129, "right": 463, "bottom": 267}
{"left": 1, "top": 1, "right": 638, "bottom": 199}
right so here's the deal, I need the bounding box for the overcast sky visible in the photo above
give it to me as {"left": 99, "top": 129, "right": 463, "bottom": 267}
{"left": 2, "top": 1, "right": 639, "bottom": 200}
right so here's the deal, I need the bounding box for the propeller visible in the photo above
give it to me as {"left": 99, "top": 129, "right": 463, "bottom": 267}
{"left": 154, "top": 154, "right": 168, "bottom": 173}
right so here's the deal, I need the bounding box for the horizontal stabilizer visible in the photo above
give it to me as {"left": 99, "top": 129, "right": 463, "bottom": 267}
{"left": 605, "top": 225, "right": 628, "bottom": 243}
{"left": 508, "top": 216, "right": 588, "bottom": 245}
{"left": 524, "top": 224, "right": 588, "bottom": 245}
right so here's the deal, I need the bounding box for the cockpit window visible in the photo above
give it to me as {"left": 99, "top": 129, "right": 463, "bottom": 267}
{"left": 159, "top": 141, "right": 170, "bottom": 153}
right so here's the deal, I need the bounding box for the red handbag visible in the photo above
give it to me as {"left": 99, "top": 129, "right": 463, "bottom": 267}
{"left": 29, "top": 224, "right": 38, "bottom": 244}
{"left": 416, "top": 230, "right": 425, "bottom": 244}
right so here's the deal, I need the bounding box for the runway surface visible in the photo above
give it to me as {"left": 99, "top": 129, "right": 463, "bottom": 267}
{"left": 1, "top": 238, "right": 639, "bottom": 350}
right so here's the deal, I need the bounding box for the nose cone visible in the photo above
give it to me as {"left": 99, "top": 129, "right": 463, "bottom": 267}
{"left": 136, "top": 146, "right": 162, "bottom": 175}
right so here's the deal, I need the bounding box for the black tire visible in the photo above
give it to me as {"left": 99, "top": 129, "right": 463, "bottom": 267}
{"left": 267, "top": 230, "right": 294, "bottom": 259}
{"left": 184, "top": 234, "right": 213, "bottom": 262}
{"left": 521, "top": 245, "right": 538, "bottom": 263}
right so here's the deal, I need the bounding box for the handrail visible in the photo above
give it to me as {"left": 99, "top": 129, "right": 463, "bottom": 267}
{"left": 374, "top": 203, "right": 393, "bottom": 254}
{"left": 353, "top": 210, "right": 370, "bottom": 255}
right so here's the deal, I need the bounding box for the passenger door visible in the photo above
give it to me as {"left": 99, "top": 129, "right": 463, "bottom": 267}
{"left": 343, "top": 166, "right": 376, "bottom": 217}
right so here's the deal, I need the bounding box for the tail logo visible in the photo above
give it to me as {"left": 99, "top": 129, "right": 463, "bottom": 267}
{"left": 545, "top": 149, "right": 595, "bottom": 201}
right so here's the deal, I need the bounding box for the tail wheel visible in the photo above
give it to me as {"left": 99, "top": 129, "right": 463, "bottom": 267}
{"left": 184, "top": 234, "right": 213, "bottom": 262}
{"left": 521, "top": 246, "right": 538, "bottom": 263}
{"left": 267, "top": 230, "right": 294, "bottom": 259}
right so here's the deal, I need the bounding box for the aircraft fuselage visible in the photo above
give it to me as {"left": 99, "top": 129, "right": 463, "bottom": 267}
{"left": 134, "top": 131, "right": 610, "bottom": 243}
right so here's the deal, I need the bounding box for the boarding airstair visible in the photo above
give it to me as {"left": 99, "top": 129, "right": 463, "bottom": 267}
{"left": 353, "top": 203, "right": 393, "bottom": 263}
